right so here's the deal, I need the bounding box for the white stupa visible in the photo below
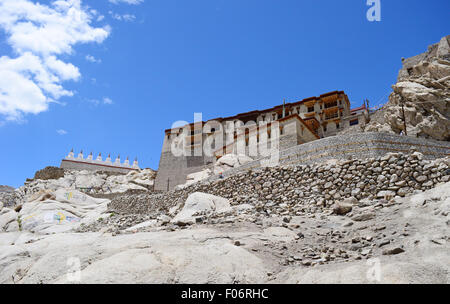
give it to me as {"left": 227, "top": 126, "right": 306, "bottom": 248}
{"left": 123, "top": 156, "right": 131, "bottom": 168}
{"left": 66, "top": 148, "right": 75, "bottom": 160}
{"left": 114, "top": 155, "right": 121, "bottom": 166}
{"left": 77, "top": 150, "right": 84, "bottom": 160}
{"left": 95, "top": 153, "right": 103, "bottom": 163}
{"left": 132, "top": 157, "right": 140, "bottom": 169}
{"left": 104, "top": 154, "right": 112, "bottom": 165}
{"left": 86, "top": 152, "right": 93, "bottom": 162}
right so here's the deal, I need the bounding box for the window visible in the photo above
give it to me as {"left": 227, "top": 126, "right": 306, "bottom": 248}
{"left": 336, "top": 123, "right": 340, "bottom": 129}
{"left": 323, "top": 126, "right": 327, "bottom": 132}
{"left": 211, "top": 128, "right": 215, "bottom": 133}
{"left": 324, "top": 101, "right": 338, "bottom": 109}
{"left": 325, "top": 112, "right": 339, "bottom": 120}
{"left": 308, "top": 106, "right": 314, "bottom": 112}
{"left": 280, "top": 127, "right": 284, "bottom": 135}
{"left": 350, "top": 119, "right": 359, "bottom": 126}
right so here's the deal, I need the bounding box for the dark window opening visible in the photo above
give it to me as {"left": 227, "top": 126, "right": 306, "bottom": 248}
{"left": 350, "top": 119, "right": 359, "bottom": 126}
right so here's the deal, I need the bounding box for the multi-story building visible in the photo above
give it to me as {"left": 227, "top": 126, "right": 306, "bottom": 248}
{"left": 155, "top": 90, "right": 369, "bottom": 190}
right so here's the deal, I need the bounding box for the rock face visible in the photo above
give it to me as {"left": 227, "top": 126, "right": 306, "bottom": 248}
{"left": 18, "top": 168, "right": 156, "bottom": 200}
{"left": 345, "top": 35, "right": 450, "bottom": 141}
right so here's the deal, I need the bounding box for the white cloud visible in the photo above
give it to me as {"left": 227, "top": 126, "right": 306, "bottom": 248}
{"left": 87, "top": 96, "right": 113, "bottom": 105}
{"left": 85, "top": 54, "right": 101, "bottom": 63}
{"left": 109, "top": 11, "right": 136, "bottom": 22}
{"left": 0, "top": 0, "right": 110, "bottom": 123}
{"left": 109, "top": 0, "right": 144, "bottom": 5}
{"left": 103, "top": 97, "right": 113, "bottom": 104}
{"left": 56, "top": 129, "right": 68, "bottom": 135}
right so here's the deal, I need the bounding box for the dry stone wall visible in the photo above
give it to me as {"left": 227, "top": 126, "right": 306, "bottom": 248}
{"left": 208, "top": 132, "right": 450, "bottom": 182}
{"left": 109, "top": 149, "right": 450, "bottom": 216}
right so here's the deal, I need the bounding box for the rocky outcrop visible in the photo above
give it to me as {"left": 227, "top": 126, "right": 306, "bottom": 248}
{"left": 18, "top": 168, "right": 156, "bottom": 199}
{"left": 33, "top": 166, "right": 65, "bottom": 181}
{"left": 349, "top": 35, "right": 450, "bottom": 141}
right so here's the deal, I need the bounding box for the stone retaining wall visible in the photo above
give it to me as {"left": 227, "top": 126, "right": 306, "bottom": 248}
{"left": 109, "top": 148, "right": 450, "bottom": 216}
{"left": 205, "top": 132, "right": 450, "bottom": 182}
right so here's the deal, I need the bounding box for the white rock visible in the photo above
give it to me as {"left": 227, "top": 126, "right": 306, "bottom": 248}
{"left": 125, "top": 220, "right": 158, "bottom": 232}
{"left": 172, "top": 192, "right": 232, "bottom": 223}
{"left": 19, "top": 189, "right": 109, "bottom": 234}
{"left": 0, "top": 210, "right": 18, "bottom": 231}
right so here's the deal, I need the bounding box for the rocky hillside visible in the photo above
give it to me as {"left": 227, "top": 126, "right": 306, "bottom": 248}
{"left": 0, "top": 151, "right": 448, "bottom": 283}
{"left": 343, "top": 35, "right": 450, "bottom": 141}
{"left": 1, "top": 175, "right": 449, "bottom": 283}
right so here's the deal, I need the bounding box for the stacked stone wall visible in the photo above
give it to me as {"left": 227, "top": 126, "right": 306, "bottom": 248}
{"left": 109, "top": 148, "right": 450, "bottom": 216}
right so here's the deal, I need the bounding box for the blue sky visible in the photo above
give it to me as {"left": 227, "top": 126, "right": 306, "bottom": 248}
{"left": 0, "top": 0, "right": 449, "bottom": 187}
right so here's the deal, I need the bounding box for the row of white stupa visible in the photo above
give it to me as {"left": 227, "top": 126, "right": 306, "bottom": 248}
{"left": 65, "top": 149, "right": 140, "bottom": 169}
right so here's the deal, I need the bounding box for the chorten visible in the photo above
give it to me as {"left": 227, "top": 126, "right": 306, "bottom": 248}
{"left": 87, "top": 152, "right": 93, "bottom": 162}
{"left": 132, "top": 157, "right": 140, "bottom": 169}
{"left": 123, "top": 156, "right": 131, "bottom": 167}
{"left": 114, "top": 155, "right": 121, "bottom": 166}
{"left": 95, "top": 153, "right": 103, "bottom": 163}
{"left": 104, "top": 154, "right": 112, "bottom": 165}
{"left": 77, "top": 150, "right": 84, "bottom": 160}
{"left": 66, "top": 148, "right": 75, "bottom": 160}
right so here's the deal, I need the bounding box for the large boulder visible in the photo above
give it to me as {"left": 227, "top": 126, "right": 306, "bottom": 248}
{"left": 19, "top": 189, "right": 109, "bottom": 234}
{"left": 172, "top": 192, "right": 232, "bottom": 224}
{"left": 213, "top": 154, "right": 253, "bottom": 175}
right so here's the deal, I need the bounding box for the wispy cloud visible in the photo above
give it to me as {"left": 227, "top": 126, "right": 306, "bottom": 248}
{"left": 0, "top": 0, "right": 110, "bottom": 124}
{"left": 87, "top": 97, "right": 113, "bottom": 105}
{"left": 56, "top": 129, "right": 68, "bottom": 135}
{"left": 109, "top": 11, "right": 136, "bottom": 22}
{"left": 103, "top": 97, "right": 113, "bottom": 105}
{"left": 85, "top": 55, "right": 102, "bottom": 63}
{"left": 109, "top": 0, "right": 144, "bottom": 5}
